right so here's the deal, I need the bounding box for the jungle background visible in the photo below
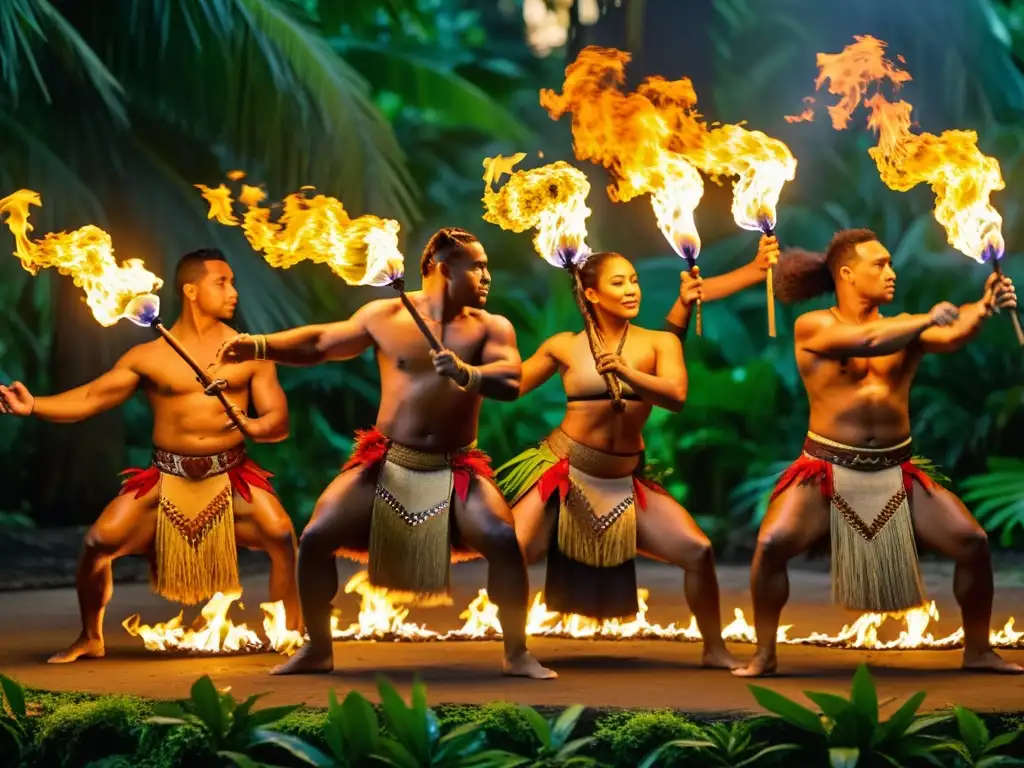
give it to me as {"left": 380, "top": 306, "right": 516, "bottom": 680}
{"left": 1, "top": 0, "right": 1023, "bottom": 561}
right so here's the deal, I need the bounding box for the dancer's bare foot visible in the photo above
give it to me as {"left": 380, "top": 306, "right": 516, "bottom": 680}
{"left": 270, "top": 643, "right": 333, "bottom": 675}
{"left": 731, "top": 651, "right": 777, "bottom": 677}
{"left": 702, "top": 646, "right": 743, "bottom": 670}
{"left": 962, "top": 649, "right": 1024, "bottom": 674}
{"left": 48, "top": 635, "right": 105, "bottom": 664}
{"left": 503, "top": 651, "right": 558, "bottom": 679}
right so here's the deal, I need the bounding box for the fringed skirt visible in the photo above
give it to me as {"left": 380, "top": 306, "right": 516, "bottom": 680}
{"left": 119, "top": 445, "right": 276, "bottom": 605}
{"left": 771, "top": 431, "right": 946, "bottom": 613}
{"left": 338, "top": 427, "right": 494, "bottom": 606}
{"left": 497, "top": 428, "right": 667, "bottom": 620}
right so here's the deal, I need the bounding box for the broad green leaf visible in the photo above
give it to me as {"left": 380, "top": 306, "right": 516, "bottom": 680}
{"left": 747, "top": 685, "right": 827, "bottom": 735}
{"left": 732, "top": 743, "right": 801, "bottom": 768}
{"left": 556, "top": 736, "right": 597, "bottom": 759}
{"left": 0, "top": 674, "right": 26, "bottom": 719}
{"left": 878, "top": 692, "right": 927, "bottom": 741}
{"left": 550, "top": 704, "right": 585, "bottom": 747}
{"left": 516, "top": 705, "right": 552, "bottom": 747}
{"left": 984, "top": 730, "right": 1022, "bottom": 753}
{"left": 246, "top": 704, "right": 303, "bottom": 729}
{"left": 905, "top": 713, "right": 954, "bottom": 735}
{"left": 977, "top": 755, "right": 1024, "bottom": 767}
{"left": 804, "top": 691, "right": 853, "bottom": 720}
{"left": 230, "top": 693, "right": 268, "bottom": 732}
{"left": 955, "top": 705, "right": 990, "bottom": 758}
{"left": 849, "top": 664, "right": 879, "bottom": 725}
{"left": 340, "top": 689, "right": 381, "bottom": 757}
{"left": 249, "top": 728, "right": 334, "bottom": 767}
{"left": 638, "top": 739, "right": 715, "bottom": 768}
{"left": 376, "top": 736, "right": 421, "bottom": 768}
{"left": 218, "top": 750, "right": 261, "bottom": 768}
{"left": 190, "top": 675, "right": 226, "bottom": 738}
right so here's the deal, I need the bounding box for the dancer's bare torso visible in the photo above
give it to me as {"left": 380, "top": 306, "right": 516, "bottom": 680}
{"left": 540, "top": 328, "right": 667, "bottom": 454}
{"left": 796, "top": 309, "right": 921, "bottom": 447}
{"left": 364, "top": 298, "right": 504, "bottom": 452}
{"left": 96, "top": 325, "right": 255, "bottom": 455}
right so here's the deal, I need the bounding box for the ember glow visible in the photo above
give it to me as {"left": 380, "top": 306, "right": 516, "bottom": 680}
{"left": 791, "top": 34, "right": 1005, "bottom": 263}
{"left": 196, "top": 178, "right": 406, "bottom": 286}
{"left": 123, "top": 571, "right": 1023, "bottom": 654}
{"left": 0, "top": 190, "right": 164, "bottom": 326}
{"left": 481, "top": 153, "right": 593, "bottom": 267}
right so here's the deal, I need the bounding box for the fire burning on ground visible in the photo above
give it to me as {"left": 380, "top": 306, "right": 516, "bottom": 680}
{"left": 123, "top": 569, "right": 1024, "bottom": 655}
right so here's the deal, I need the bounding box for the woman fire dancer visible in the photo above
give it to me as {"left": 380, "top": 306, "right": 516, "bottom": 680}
{"left": 498, "top": 236, "right": 778, "bottom": 669}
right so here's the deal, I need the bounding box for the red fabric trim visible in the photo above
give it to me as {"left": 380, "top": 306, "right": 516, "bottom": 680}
{"left": 537, "top": 458, "right": 570, "bottom": 503}
{"left": 771, "top": 455, "right": 833, "bottom": 502}
{"left": 118, "top": 457, "right": 276, "bottom": 503}
{"left": 341, "top": 426, "right": 493, "bottom": 502}
{"left": 901, "top": 462, "right": 936, "bottom": 500}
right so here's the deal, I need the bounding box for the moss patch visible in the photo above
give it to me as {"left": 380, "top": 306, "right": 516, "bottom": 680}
{"left": 25, "top": 696, "right": 151, "bottom": 768}
{"left": 592, "top": 709, "right": 710, "bottom": 767}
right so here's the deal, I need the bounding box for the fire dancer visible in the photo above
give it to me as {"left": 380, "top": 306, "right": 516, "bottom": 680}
{"left": 0, "top": 248, "right": 301, "bottom": 663}
{"left": 733, "top": 228, "right": 1022, "bottom": 677}
{"left": 497, "top": 236, "right": 778, "bottom": 668}
{"left": 213, "top": 227, "right": 556, "bottom": 678}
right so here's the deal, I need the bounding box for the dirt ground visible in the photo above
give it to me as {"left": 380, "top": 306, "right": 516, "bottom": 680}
{"left": 2, "top": 557, "right": 1023, "bottom": 714}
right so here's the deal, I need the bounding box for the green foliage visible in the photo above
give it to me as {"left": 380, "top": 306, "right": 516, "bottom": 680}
{"left": 960, "top": 458, "right": 1024, "bottom": 547}
{"left": 592, "top": 710, "right": 708, "bottom": 767}
{"left": 0, "top": 673, "right": 28, "bottom": 767}
{"left": 509, "top": 703, "right": 598, "bottom": 766}
{"left": 748, "top": 663, "right": 958, "bottom": 766}
{"left": 147, "top": 675, "right": 331, "bottom": 767}
{"left": 3, "top": 668, "right": 1024, "bottom": 767}
{"left": 639, "top": 720, "right": 798, "bottom": 768}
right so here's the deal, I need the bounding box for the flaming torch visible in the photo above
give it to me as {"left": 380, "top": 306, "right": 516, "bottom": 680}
{"left": 196, "top": 179, "right": 443, "bottom": 352}
{"left": 0, "top": 190, "right": 253, "bottom": 436}
{"left": 540, "top": 46, "right": 707, "bottom": 336}
{"left": 791, "top": 35, "right": 1024, "bottom": 346}
{"left": 481, "top": 153, "right": 626, "bottom": 408}
{"left": 541, "top": 45, "right": 796, "bottom": 338}
{"left": 694, "top": 123, "right": 797, "bottom": 338}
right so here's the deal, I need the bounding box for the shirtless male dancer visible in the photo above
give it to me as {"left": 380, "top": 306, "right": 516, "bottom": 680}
{"left": 214, "top": 227, "right": 555, "bottom": 678}
{"left": 0, "top": 248, "right": 301, "bottom": 662}
{"left": 732, "top": 228, "right": 1022, "bottom": 677}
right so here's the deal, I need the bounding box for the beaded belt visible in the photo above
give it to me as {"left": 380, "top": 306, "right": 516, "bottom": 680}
{"left": 802, "top": 431, "right": 912, "bottom": 471}
{"left": 153, "top": 445, "right": 246, "bottom": 480}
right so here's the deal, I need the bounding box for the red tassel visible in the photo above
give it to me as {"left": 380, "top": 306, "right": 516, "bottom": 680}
{"left": 632, "top": 477, "right": 647, "bottom": 510}
{"left": 771, "top": 456, "right": 832, "bottom": 501}
{"left": 537, "top": 458, "right": 570, "bottom": 503}
{"left": 118, "top": 466, "right": 160, "bottom": 499}
{"left": 452, "top": 449, "right": 495, "bottom": 481}
{"left": 901, "top": 462, "right": 935, "bottom": 500}
{"left": 452, "top": 469, "right": 470, "bottom": 502}
{"left": 342, "top": 427, "right": 390, "bottom": 471}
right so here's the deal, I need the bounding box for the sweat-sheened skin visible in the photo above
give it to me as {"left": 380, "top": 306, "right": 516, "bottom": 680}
{"left": 213, "top": 228, "right": 556, "bottom": 679}
{"left": 509, "top": 236, "right": 778, "bottom": 669}
{"left": 0, "top": 250, "right": 300, "bottom": 663}
{"left": 732, "top": 229, "right": 1022, "bottom": 677}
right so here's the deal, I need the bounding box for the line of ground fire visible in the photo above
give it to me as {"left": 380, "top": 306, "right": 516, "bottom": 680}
{"left": 122, "top": 570, "right": 1023, "bottom": 655}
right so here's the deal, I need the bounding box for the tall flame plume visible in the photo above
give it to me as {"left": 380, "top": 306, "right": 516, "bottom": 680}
{"left": 789, "top": 34, "right": 1005, "bottom": 262}
{"left": 540, "top": 46, "right": 796, "bottom": 250}
{"left": 196, "top": 175, "right": 406, "bottom": 285}
{"left": 0, "top": 190, "right": 163, "bottom": 325}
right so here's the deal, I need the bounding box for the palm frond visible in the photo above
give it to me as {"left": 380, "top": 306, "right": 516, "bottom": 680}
{"left": 0, "top": 0, "right": 125, "bottom": 122}
{"left": 331, "top": 39, "right": 533, "bottom": 141}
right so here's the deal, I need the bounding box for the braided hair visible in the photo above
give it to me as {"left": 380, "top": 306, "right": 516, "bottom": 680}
{"left": 420, "top": 227, "right": 480, "bottom": 276}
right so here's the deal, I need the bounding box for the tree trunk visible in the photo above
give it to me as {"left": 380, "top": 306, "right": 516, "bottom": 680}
{"left": 32, "top": 275, "right": 128, "bottom": 527}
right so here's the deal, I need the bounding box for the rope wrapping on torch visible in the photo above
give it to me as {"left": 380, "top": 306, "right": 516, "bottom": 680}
{"left": 568, "top": 266, "right": 625, "bottom": 410}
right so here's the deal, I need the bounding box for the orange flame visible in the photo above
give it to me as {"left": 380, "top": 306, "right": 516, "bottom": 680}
{"left": 481, "top": 153, "right": 593, "bottom": 267}
{"left": 541, "top": 46, "right": 796, "bottom": 247}
{"left": 124, "top": 571, "right": 1022, "bottom": 654}
{"left": 0, "top": 190, "right": 163, "bottom": 326}
{"left": 196, "top": 181, "right": 406, "bottom": 285}
{"left": 792, "top": 34, "right": 1005, "bottom": 262}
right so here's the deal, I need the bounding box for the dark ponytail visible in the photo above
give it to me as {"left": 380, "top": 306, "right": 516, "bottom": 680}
{"left": 773, "top": 248, "right": 834, "bottom": 304}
